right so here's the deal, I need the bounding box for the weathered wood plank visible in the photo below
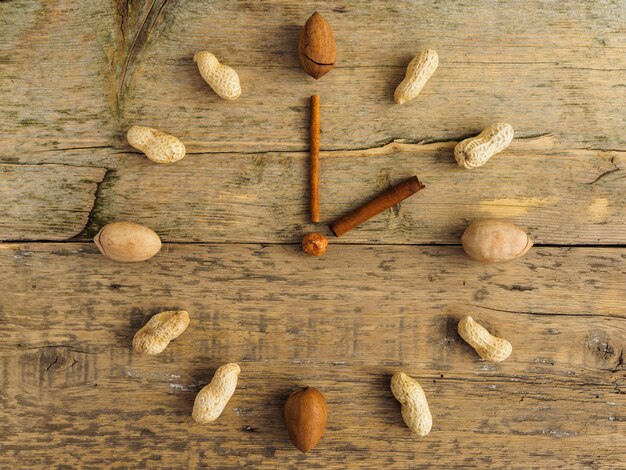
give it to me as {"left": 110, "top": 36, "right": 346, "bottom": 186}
{"left": 5, "top": 137, "right": 624, "bottom": 244}
{"left": 1, "top": 0, "right": 625, "bottom": 164}
{"left": 73, "top": 137, "right": 624, "bottom": 244}
{"left": 2, "top": 243, "right": 625, "bottom": 376}
{"left": 3, "top": 242, "right": 625, "bottom": 349}
{"left": 1, "top": 1, "right": 625, "bottom": 468}
{"left": 0, "top": 1, "right": 120, "bottom": 159}
{"left": 1, "top": 361, "right": 624, "bottom": 468}
{"left": 0, "top": 243, "right": 624, "bottom": 468}
{"left": 4, "top": 138, "right": 625, "bottom": 245}
{"left": 128, "top": 60, "right": 626, "bottom": 153}
{"left": 0, "top": 164, "right": 106, "bottom": 240}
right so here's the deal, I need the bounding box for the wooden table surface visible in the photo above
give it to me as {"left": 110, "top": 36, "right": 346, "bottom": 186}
{"left": 1, "top": 1, "right": 625, "bottom": 468}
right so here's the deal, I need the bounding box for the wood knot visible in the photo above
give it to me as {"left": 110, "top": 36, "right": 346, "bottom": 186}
{"left": 21, "top": 346, "right": 95, "bottom": 388}
{"left": 584, "top": 332, "right": 624, "bottom": 370}
{"left": 40, "top": 346, "right": 79, "bottom": 373}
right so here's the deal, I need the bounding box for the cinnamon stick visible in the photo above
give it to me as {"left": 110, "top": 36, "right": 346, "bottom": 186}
{"left": 329, "top": 176, "right": 425, "bottom": 237}
{"left": 310, "top": 95, "right": 320, "bottom": 222}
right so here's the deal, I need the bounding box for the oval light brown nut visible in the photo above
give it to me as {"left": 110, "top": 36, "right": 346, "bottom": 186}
{"left": 454, "top": 123, "right": 513, "bottom": 169}
{"left": 458, "top": 316, "right": 512, "bottom": 362}
{"left": 390, "top": 372, "right": 432, "bottom": 436}
{"left": 133, "top": 310, "right": 190, "bottom": 355}
{"left": 193, "top": 51, "right": 242, "bottom": 100}
{"left": 284, "top": 387, "right": 328, "bottom": 453}
{"left": 192, "top": 363, "right": 241, "bottom": 423}
{"left": 302, "top": 233, "right": 328, "bottom": 256}
{"left": 127, "top": 125, "right": 186, "bottom": 164}
{"left": 298, "top": 12, "right": 336, "bottom": 79}
{"left": 94, "top": 221, "right": 161, "bottom": 262}
{"left": 461, "top": 219, "right": 532, "bottom": 263}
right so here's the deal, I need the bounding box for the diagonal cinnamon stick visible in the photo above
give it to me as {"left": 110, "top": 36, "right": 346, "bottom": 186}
{"left": 310, "top": 95, "right": 320, "bottom": 222}
{"left": 329, "top": 176, "right": 425, "bottom": 237}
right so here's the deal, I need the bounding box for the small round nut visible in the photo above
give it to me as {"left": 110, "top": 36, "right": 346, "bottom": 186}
{"left": 301, "top": 233, "right": 328, "bottom": 256}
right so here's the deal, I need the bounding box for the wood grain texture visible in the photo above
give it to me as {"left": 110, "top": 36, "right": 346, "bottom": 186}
{"left": 0, "top": 1, "right": 120, "bottom": 159}
{"left": 0, "top": 164, "right": 106, "bottom": 240}
{"left": 0, "top": 243, "right": 624, "bottom": 468}
{"left": 1, "top": 0, "right": 625, "bottom": 162}
{"left": 3, "top": 137, "right": 624, "bottom": 243}
{"left": 77, "top": 137, "right": 625, "bottom": 244}
{"left": 1, "top": 1, "right": 626, "bottom": 468}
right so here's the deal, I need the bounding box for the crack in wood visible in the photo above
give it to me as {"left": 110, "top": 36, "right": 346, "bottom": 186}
{"left": 63, "top": 358, "right": 79, "bottom": 372}
{"left": 138, "top": 134, "right": 560, "bottom": 157}
{"left": 115, "top": 0, "right": 171, "bottom": 115}
{"left": 3, "top": 240, "right": 626, "bottom": 250}
{"left": 7, "top": 136, "right": 621, "bottom": 161}
{"left": 43, "top": 355, "right": 79, "bottom": 373}
{"left": 71, "top": 168, "right": 116, "bottom": 240}
{"left": 586, "top": 155, "right": 623, "bottom": 185}
{"left": 0, "top": 161, "right": 108, "bottom": 169}
{"left": 613, "top": 351, "right": 625, "bottom": 373}
{"left": 588, "top": 168, "right": 621, "bottom": 185}
{"left": 36, "top": 145, "right": 119, "bottom": 154}
{"left": 44, "top": 356, "right": 59, "bottom": 371}
{"left": 471, "top": 304, "right": 626, "bottom": 321}
{"left": 17, "top": 345, "right": 93, "bottom": 355}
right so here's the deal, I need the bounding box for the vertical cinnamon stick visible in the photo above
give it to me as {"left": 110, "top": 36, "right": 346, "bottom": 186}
{"left": 329, "top": 176, "right": 425, "bottom": 237}
{"left": 310, "top": 95, "right": 320, "bottom": 222}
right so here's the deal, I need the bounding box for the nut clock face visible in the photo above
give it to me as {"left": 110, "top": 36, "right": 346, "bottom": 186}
{"left": 88, "top": 8, "right": 530, "bottom": 454}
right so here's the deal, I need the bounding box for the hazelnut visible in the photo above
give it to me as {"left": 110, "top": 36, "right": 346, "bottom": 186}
{"left": 301, "top": 233, "right": 328, "bottom": 256}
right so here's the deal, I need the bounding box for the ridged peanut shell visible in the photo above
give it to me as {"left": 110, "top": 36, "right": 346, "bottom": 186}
{"left": 284, "top": 387, "right": 328, "bottom": 453}
{"left": 391, "top": 372, "right": 432, "bottom": 436}
{"left": 394, "top": 50, "right": 439, "bottom": 104}
{"left": 193, "top": 51, "right": 241, "bottom": 100}
{"left": 462, "top": 219, "right": 532, "bottom": 263}
{"left": 192, "top": 363, "right": 241, "bottom": 423}
{"left": 127, "top": 125, "right": 186, "bottom": 164}
{"left": 454, "top": 123, "right": 513, "bottom": 169}
{"left": 94, "top": 221, "right": 161, "bottom": 262}
{"left": 298, "top": 12, "right": 336, "bottom": 79}
{"left": 133, "top": 310, "right": 190, "bottom": 355}
{"left": 458, "top": 316, "right": 512, "bottom": 362}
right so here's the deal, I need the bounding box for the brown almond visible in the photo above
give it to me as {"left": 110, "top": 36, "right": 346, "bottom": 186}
{"left": 461, "top": 219, "right": 532, "bottom": 263}
{"left": 94, "top": 221, "right": 161, "bottom": 262}
{"left": 284, "top": 386, "right": 327, "bottom": 453}
{"left": 298, "top": 12, "right": 336, "bottom": 79}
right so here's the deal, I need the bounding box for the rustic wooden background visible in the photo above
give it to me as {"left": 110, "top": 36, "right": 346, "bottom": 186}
{"left": 1, "top": 1, "right": 625, "bottom": 468}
